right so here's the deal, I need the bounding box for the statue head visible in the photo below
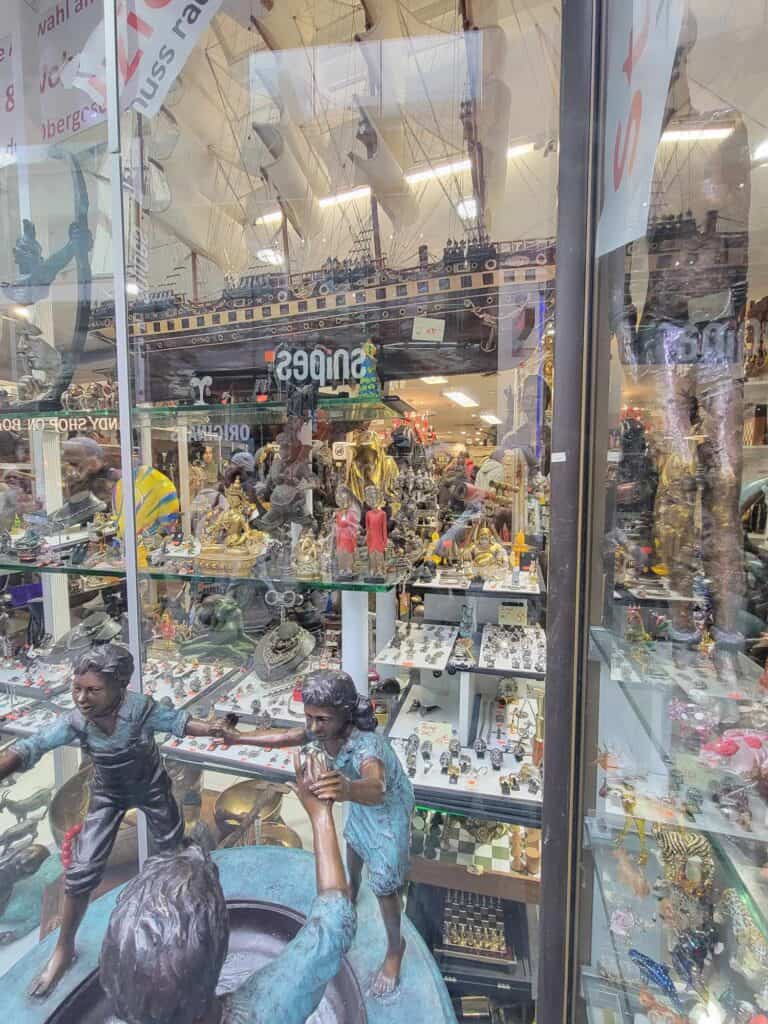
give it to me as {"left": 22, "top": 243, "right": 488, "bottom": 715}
{"left": 72, "top": 642, "right": 133, "bottom": 720}
{"left": 301, "top": 669, "right": 378, "bottom": 740}
{"left": 100, "top": 842, "right": 228, "bottom": 1024}
{"left": 61, "top": 435, "right": 106, "bottom": 497}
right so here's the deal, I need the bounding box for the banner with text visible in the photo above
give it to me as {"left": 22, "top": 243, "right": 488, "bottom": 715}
{"left": 73, "top": 0, "right": 224, "bottom": 117}
{"left": 0, "top": 0, "right": 223, "bottom": 156}
{"left": 596, "top": 0, "right": 685, "bottom": 257}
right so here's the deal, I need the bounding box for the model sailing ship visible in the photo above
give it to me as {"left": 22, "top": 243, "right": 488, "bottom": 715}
{"left": 84, "top": 0, "right": 557, "bottom": 403}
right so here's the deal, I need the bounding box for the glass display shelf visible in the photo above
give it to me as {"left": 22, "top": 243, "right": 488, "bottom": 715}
{"left": 141, "top": 566, "right": 402, "bottom": 593}
{"left": 582, "top": 815, "right": 768, "bottom": 1022}
{"left": 385, "top": 681, "right": 543, "bottom": 828}
{"left": 132, "top": 395, "right": 405, "bottom": 425}
{"left": 590, "top": 626, "right": 765, "bottom": 701}
{"left": 0, "top": 558, "right": 402, "bottom": 593}
{"left": 0, "top": 406, "right": 118, "bottom": 426}
{"left": 0, "top": 559, "right": 126, "bottom": 580}
{"left": 408, "top": 565, "right": 546, "bottom": 601}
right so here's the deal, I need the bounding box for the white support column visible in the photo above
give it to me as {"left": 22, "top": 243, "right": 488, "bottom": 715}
{"left": 342, "top": 590, "right": 369, "bottom": 694}
{"left": 176, "top": 422, "right": 191, "bottom": 535}
{"left": 374, "top": 589, "right": 396, "bottom": 655}
{"left": 458, "top": 671, "right": 473, "bottom": 746}
{"left": 31, "top": 427, "right": 79, "bottom": 785}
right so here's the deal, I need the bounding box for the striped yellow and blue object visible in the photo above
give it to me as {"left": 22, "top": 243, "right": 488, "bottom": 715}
{"left": 113, "top": 466, "right": 180, "bottom": 538}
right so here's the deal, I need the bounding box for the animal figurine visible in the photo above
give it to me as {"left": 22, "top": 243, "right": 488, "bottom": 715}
{"left": 629, "top": 949, "right": 683, "bottom": 1012}
{"left": 714, "top": 889, "right": 768, "bottom": 984}
{"left": 614, "top": 846, "right": 650, "bottom": 898}
{"left": 0, "top": 817, "right": 41, "bottom": 855}
{"left": 653, "top": 824, "right": 715, "bottom": 895}
{"left": 0, "top": 843, "right": 49, "bottom": 942}
{"left": 637, "top": 987, "right": 686, "bottom": 1024}
{"left": 0, "top": 786, "right": 52, "bottom": 821}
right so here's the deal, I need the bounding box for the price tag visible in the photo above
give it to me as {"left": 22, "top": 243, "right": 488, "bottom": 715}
{"left": 499, "top": 600, "right": 527, "bottom": 627}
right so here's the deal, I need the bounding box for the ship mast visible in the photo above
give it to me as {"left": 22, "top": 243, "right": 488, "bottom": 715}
{"left": 356, "top": 111, "right": 383, "bottom": 264}
{"left": 460, "top": 0, "right": 486, "bottom": 237}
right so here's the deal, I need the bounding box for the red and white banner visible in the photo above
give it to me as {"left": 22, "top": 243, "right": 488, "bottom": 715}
{"left": 73, "top": 0, "right": 224, "bottom": 116}
{"left": 0, "top": 0, "right": 223, "bottom": 154}
{"left": 596, "top": 0, "right": 685, "bottom": 256}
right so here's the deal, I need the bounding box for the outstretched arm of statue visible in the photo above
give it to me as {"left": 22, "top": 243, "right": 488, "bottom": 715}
{"left": 209, "top": 722, "right": 308, "bottom": 748}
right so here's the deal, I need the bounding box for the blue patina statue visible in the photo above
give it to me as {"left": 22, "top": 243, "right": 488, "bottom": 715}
{"left": 99, "top": 750, "right": 356, "bottom": 1024}
{"left": 221, "top": 668, "right": 414, "bottom": 995}
{"left": 0, "top": 642, "right": 234, "bottom": 998}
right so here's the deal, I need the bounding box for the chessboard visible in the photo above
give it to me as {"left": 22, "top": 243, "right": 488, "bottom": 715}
{"left": 411, "top": 813, "right": 541, "bottom": 879}
{"left": 437, "top": 889, "right": 512, "bottom": 964}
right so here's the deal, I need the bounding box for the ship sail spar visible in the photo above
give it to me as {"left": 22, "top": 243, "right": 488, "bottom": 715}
{"left": 461, "top": 0, "right": 511, "bottom": 233}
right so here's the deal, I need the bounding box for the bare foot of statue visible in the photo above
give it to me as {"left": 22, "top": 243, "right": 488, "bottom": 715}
{"left": 29, "top": 943, "right": 75, "bottom": 998}
{"left": 371, "top": 937, "right": 406, "bottom": 997}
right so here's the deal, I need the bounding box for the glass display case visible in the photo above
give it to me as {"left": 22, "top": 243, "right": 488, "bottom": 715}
{"left": 0, "top": 1, "right": 562, "bottom": 1019}
{"left": 572, "top": 4, "right": 768, "bottom": 1024}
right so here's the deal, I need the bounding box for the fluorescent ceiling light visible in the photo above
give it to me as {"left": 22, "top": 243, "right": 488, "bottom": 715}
{"left": 405, "top": 143, "right": 533, "bottom": 186}
{"left": 661, "top": 127, "right": 732, "bottom": 142}
{"left": 754, "top": 138, "right": 768, "bottom": 162}
{"left": 443, "top": 390, "right": 479, "bottom": 408}
{"left": 319, "top": 186, "right": 370, "bottom": 208}
{"left": 126, "top": 282, "right": 140, "bottom": 295}
{"left": 406, "top": 158, "right": 472, "bottom": 185}
{"left": 456, "top": 197, "right": 477, "bottom": 221}
{"left": 256, "top": 209, "right": 283, "bottom": 225}
{"left": 480, "top": 412, "right": 502, "bottom": 425}
{"left": 256, "top": 248, "right": 284, "bottom": 266}
{"left": 421, "top": 375, "right": 448, "bottom": 384}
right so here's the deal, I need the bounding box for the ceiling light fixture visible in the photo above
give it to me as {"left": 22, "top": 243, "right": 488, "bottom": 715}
{"left": 256, "top": 248, "right": 284, "bottom": 266}
{"left": 406, "top": 158, "right": 472, "bottom": 185}
{"left": 443, "top": 390, "right": 479, "bottom": 408}
{"left": 754, "top": 138, "right": 768, "bottom": 162}
{"left": 480, "top": 412, "right": 502, "bottom": 425}
{"left": 12, "top": 305, "right": 31, "bottom": 320}
{"left": 255, "top": 209, "right": 283, "bottom": 225}
{"left": 421, "top": 375, "right": 448, "bottom": 384}
{"left": 319, "top": 186, "right": 371, "bottom": 208}
{"left": 405, "top": 144, "right": 533, "bottom": 187}
{"left": 456, "top": 197, "right": 477, "bottom": 221}
{"left": 126, "top": 283, "right": 140, "bottom": 296}
{"left": 661, "top": 127, "right": 732, "bottom": 142}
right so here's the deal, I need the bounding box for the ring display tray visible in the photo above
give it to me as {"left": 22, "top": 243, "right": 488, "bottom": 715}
{"left": 375, "top": 622, "right": 459, "bottom": 671}
{"left": 0, "top": 659, "right": 71, "bottom": 698}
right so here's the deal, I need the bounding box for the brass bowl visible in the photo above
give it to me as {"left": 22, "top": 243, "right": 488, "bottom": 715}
{"left": 214, "top": 780, "right": 284, "bottom": 838}
{"left": 49, "top": 768, "right": 138, "bottom": 869}
{"left": 258, "top": 822, "right": 302, "bottom": 849}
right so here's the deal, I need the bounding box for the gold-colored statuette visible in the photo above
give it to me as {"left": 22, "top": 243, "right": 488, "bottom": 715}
{"left": 197, "top": 480, "right": 266, "bottom": 575}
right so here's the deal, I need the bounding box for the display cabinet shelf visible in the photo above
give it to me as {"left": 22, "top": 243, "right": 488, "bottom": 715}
{"left": 407, "top": 853, "right": 540, "bottom": 904}
{"left": 590, "top": 626, "right": 764, "bottom": 700}
{"left": 0, "top": 559, "right": 126, "bottom": 580}
{"left": 141, "top": 566, "right": 401, "bottom": 592}
{"left": 409, "top": 565, "right": 546, "bottom": 601}
{"left": 0, "top": 406, "right": 117, "bottom": 424}
{"left": 133, "top": 395, "right": 404, "bottom": 425}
